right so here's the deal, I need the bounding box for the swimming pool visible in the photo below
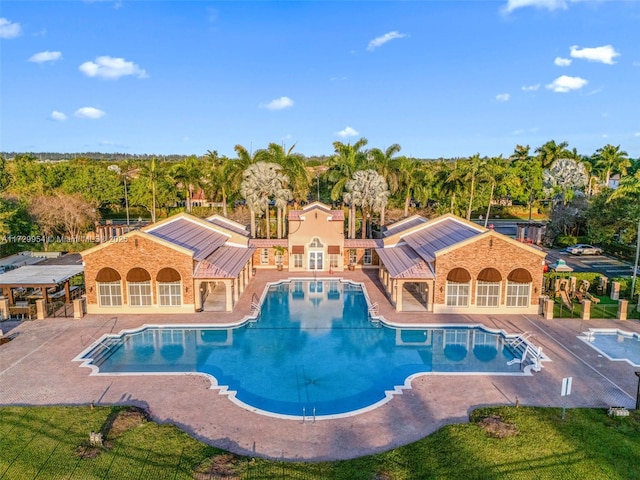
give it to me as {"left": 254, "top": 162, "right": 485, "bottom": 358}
{"left": 579, "top": 328, "right": 640, "bottom": 367}
{"left": 76, "top": 279, "right": 544, "bottom": 418}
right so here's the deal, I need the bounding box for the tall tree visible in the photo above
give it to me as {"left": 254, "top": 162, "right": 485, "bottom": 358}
{"left": 240, "top": 162, "right": 290, "bottom": 239}
{"left": 344, "top": 169, "right": 389, "bottom": 239}
{"left": 462, "top": 154, "right": 486, "bottom": 220}
{"left": 593, "top": 144, "right": 630, "bottom": 187}
{"left": 482, "top": 156, "right": 507, "bottom": 227}
{"left": 171, "top": 155, "right": 205, "bottom": 213}
{"left": 535, "top": 140, "right": 571, "bottom": 168}
{"left": 327, "top": 138, "right": 368, "bottom": 238}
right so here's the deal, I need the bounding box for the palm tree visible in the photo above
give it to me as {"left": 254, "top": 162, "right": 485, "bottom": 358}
{"left": 203, "top": 150, "right": 231, "bottom": 217}
{"left": 396, "top": 157, "right": 433, "bottom": 217}
{"left": 344, "top": 169, "right": 389, "bottom": 238}
{"left": 327, "top": 138, "right": 369, "bottom": 238}
{"left": 240, "top": 162, "right": 290, "bottom": 239}
{"left": 368, "top": 144, "right": 402, "bottom": 226}
{"left": 171, "top": 155, "right": 205, "bottom": 213}
{"left": 593, "top": 144, "right": 630, "bottom": 187}
{"left": 462, "top": 154, "right": 486, "bottom": 220}
{"left": 138, "top": 157, "right": 160, "bottom": 222}
{"left": 434, "top": 160, "right": 466, "bottom": 215}
{"left": 482, "top": 156, "right": 507, "bottom": 226}
{"left": 535, "top": 140, "right": 571, "bottom": 169}
{"left": 261, "top": 143, "right": 309, "bottom": 235}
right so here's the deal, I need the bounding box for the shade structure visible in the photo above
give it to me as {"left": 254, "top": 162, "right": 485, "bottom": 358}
{"left": 550, "top": 259, "right": 573, "bottom": 272}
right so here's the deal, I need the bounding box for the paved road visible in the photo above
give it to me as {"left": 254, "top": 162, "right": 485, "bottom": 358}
{"left": 544, "top": 248, "right": 635, "bottom": 277}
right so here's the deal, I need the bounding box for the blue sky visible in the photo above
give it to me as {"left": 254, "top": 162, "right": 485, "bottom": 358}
{"left": 1, "top": 0, "right": 639, "bottom": 159}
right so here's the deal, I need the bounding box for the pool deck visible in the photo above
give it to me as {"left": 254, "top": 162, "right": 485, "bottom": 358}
{"left": 1, "top": 269, "right": 640, "bottom": 461}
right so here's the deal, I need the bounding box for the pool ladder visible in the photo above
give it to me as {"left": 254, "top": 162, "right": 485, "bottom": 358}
{"left": 250, "top": 293, "right": 261, "bottom": 317}
{"left": 301, "top": 407, "right": 316, "bottom": 424}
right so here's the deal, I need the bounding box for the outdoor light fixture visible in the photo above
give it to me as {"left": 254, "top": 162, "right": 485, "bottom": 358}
{"left": 635, "top": 372, "right": 640, "bottom": 410}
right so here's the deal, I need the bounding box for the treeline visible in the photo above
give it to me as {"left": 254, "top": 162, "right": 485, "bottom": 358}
{"left": 1, "top": 140, "right": 639, "bottom": 257}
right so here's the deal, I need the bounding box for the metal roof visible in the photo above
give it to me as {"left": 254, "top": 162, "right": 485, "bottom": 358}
{"left": 0, "top": 265, "right": 84, "bottom": 286}
{"left": 194, "top": 246, "right": 256, "bottom": 278}
{"left": 402, "top": 218, "right": 482, "bottom": 263}
{"left": 382, "top": 216, "right": 428, "bottom": 237}
{"left": 344, "top": 239, "right": 383, "bottom": 248}
{"left": 375, "top": 246, "right": 434, "bottom": 279}
{"left": 249, "top": 239, "right": 289, "bottom": 247}
{"left": 146, "top": 217, "right": 228, "bottom": 261}
{"left": 206, "top": 216, "right": 250, "bottom": 237}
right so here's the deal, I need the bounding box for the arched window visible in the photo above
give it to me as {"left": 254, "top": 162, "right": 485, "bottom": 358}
{"left": 476, "top": 268, "right": 502, "bottom": 307}
{"left": 309, "top": 237, "right": 323, "bottom": 248}
{"left": 446, "top": 268, "right": 471, "bottom": 307}
{"left": 157, "top": 268, "right": 182, "bottom": 306}
{"left": 127, "top": 268, "right": 152, "bottom": 306}
{"left": 96, "top": 267, "right": 122, "bottom": 307}
{"left": 506, "top": 268, "right": 532, "bottom": 307}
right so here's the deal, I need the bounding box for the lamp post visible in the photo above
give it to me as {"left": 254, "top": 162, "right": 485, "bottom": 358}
{"left": 636, "top": 371, "right": 640, "bottom": 410}
{"left": 316, "top": 172, "right": 320, "bottom": 202}
{"left": 631, "top": 217, "right": 640, "bottom": 303}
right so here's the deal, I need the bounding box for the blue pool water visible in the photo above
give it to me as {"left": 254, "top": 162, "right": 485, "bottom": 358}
{"left": 579, "top": 329, "right": 640, "bottom": 366}
{"left": 78, "top": 280, "right": 531, "bottom": 417}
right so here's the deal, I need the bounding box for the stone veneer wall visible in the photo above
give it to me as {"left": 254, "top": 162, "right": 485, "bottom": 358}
{"left": 433, "top": 235, "right": 544, "bottom": 313}
{"left": 82, "top": 235, "right": 195, "bottom": 313}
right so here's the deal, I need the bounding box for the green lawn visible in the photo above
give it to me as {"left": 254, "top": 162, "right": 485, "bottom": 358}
{"left": 1, "top": 405, "right": 639, "bottom": 479}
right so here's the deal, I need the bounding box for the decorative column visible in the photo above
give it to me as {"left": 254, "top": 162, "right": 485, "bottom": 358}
{"left": 225, "top": 281, "right": 233, "bottom": 312}
{"left": 581, "top": 299, "right": 591, "bottom": 320}
{"left": 618, "top": 299, "right": 628, "bottom": 320}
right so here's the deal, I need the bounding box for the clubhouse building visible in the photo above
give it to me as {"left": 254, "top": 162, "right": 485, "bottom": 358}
{"left": 81, "top": 202, "right": 545, "bottom": 315}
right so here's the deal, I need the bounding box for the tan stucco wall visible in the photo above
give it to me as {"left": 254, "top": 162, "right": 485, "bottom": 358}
{"left": 287, "top": 209, "right": 345, "bottom": 272}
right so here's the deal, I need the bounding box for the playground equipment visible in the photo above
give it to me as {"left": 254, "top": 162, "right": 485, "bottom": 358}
{"left": 573, "top": 280, "right": 600, "bottom": 304}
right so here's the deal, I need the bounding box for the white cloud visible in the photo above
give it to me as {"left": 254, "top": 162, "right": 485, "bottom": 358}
{"left": 79, "top": 56, "right": 148, "bottom": 79}
{"left": 0, "top": 18, "right": 22, "bottom": 39}
{"left": 259, "top": 96, "right": 294, "bottom": 110}
{"left": 521, "top": 84, "right": 540, "bottom": 92}
{"left": 74, "top": 107, "right": 106, "bottom": 119}
{"left": 546, "top": 75, "right": 587, "bottom": 93}
{"left": 554, "top": 57, "right": 572, "bottom": 67}
{"left": 496, "top": 93, "right": 511, "bottom": 102}
{"left": 367, "top": 31, "right": 407, "bottom": 51}
{"left": 29, "top": 51, "right": 62, "bottom": 63}
{"left": 570, "top": 45, "right": 620, "bottom": 65}
{"left": 50, "top": 111, "right": 67, "bottom": 121}
{"left": 633, "top": 61, "right": 640, "bottom": 67}
{"left": 502, "top": 0, "right": 568, "bottom": 13}
{"left": 336, "top": 126, "right": 359, "bottom": 138}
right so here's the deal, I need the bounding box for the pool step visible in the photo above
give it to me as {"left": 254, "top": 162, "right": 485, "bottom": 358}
{"left": 85, "top": 337, "right": 120, "bottom": 367}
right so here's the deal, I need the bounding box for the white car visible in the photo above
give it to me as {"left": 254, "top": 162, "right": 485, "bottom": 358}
{"left": 566, "top": 244, "right": 602, "bottom": 255}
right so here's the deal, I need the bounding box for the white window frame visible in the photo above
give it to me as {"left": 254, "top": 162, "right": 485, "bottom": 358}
{"left": 506, "top": 282, "right": 530, "bottom": 307}
{"left": 98, "top": 281, "right": 122, "bottom": 307}
{"left": 363, "top": 248, "right": 372, "bottom": 265}
{"left": 260, "top": 248, "right": 269, "bottom": 265}
{"left": 275, "top": 253, "right": 283, "bottom": 266}
{"left": 293, "top": 253, "right": 303, "bottom": 268}
{"left": 158, "top": 281, "right": 182, "bottom": 306}
{"left": 128, "top": 281, "right": 152, "bottom": 307}
{"left": 476, "top": 281, "right": 500, "bottom": 307}
{"left": 329, "top": 254, "right": 339, "bottom": 268}
{"left": 349, "top": 249, "right": 357, "bottom": 265}
{"left": 446, "top": 282, "right": 470, "bottom": 307}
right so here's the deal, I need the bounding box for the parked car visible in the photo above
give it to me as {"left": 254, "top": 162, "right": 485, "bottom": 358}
{"left": 566, "top": 244, "right": 603, "bottom": 255}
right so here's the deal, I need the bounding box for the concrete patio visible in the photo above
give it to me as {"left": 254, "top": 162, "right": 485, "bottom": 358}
{"left": 1, "top": 270, "right": 639, "bottom": 461}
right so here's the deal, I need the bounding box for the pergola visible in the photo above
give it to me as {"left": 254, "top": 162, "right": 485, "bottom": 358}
{"left": 0, "top": 265, "right": 84, "bottom": 306}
